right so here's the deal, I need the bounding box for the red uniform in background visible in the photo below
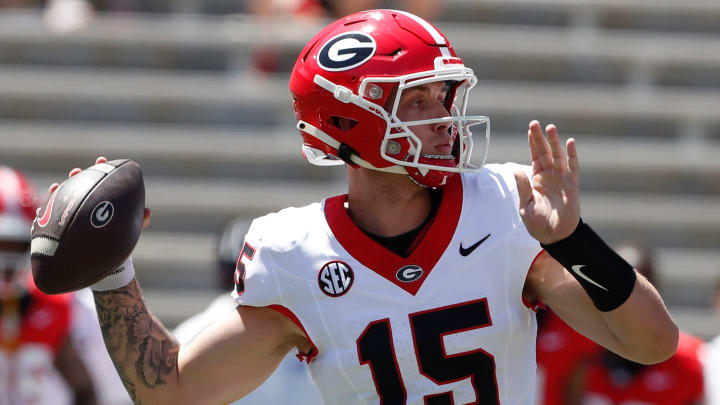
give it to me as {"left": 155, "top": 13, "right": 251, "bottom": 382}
{"left": 580, "top": 332, "right": 704, "bottom": 405}
{"left": 0, "top": 276, "right": 73, "bottom": 404}
{"left": 1, "top": 164, "right": 98, "bottom": 405}
{"left": 536, "top": 310, "right": 602, "bottom": 405}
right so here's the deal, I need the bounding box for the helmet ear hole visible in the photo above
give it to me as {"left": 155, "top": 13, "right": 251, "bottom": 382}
{"left": 330, "top": 116, "right": 358, "bottom": 132}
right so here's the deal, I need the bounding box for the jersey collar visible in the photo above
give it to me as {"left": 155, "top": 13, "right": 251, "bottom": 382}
{"left": 324, "top": 175, "right": 463, "bottom": 295}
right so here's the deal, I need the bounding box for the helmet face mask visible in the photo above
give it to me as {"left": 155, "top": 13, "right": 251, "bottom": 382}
{"left": 290, "top": 9, "right": 491, "bottom": 188}
{"left": 373, "top": 67, "right": 490, "bottom": 186}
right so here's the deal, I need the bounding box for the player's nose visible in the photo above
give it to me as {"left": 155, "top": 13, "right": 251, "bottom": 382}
{"left": 430, "top": 102, "right": 452, "bottom": 134}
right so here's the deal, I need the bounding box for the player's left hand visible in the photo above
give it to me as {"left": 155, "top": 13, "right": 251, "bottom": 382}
{"left": 513, "top": 120, "right": 580, "bottom": 245}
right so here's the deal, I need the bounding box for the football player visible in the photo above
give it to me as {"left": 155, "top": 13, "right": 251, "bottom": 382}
{"left": 0, "top": 165, "right": 97, "bottom": 405}
{"left": 535, "top": 310, "right": 602, "bottom": 405}
{"left": 567, "top": 333, "right": 705, "bottom": 405}
{"left": 54, "top": 9, "right": 678, "bottom": 404}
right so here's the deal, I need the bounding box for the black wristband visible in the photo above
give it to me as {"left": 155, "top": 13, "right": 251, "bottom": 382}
{"left": 540, "top": 219, "right": 637, "bottom": 312}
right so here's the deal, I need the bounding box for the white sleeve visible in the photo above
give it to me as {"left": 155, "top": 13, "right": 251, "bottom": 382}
{"left": 482, "top": 163, "right": 542, "bottom": 291}
{"left": 230, "top": 218, "right": 284, "bottom": 308}
{"left": 495, "top": 162, "right": 533, "bottom": 211}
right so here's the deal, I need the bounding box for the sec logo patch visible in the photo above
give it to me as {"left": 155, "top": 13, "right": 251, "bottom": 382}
{"left": 318, "top": 261, "right": 354, "bottom": 297}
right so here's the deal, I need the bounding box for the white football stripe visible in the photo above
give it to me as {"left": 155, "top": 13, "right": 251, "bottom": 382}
{"left": 392, "top": 9, "right": 451, "bottom": 57}
{"left": 31, "top": 237, "right": 59, "bottom": 256}
{"left": 89, "top": 163, "right": 115, "bottom": 174}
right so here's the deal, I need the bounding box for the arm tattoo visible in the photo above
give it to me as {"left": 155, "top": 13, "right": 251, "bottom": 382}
{"left": 93, "top": 279, "right": 179, "bottom": 404}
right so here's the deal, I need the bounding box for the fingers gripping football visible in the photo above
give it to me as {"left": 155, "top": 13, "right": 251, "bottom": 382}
{"left": 513, "top": 121, "right": 580, "bottom": 245}
{"left": 31, "top": 159, "right": 146, "bottom": 294}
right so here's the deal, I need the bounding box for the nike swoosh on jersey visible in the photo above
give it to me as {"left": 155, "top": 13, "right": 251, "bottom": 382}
{"left": 570, "top": 265, "right": 609, "bottom": 291}
{"left": 459, "top": 233, "right": 491, "bottom": 256}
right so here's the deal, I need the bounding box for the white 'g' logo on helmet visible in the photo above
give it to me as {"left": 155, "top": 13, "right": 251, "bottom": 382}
{"left": 317, "top": 32, "right": 376, "bottom": 72}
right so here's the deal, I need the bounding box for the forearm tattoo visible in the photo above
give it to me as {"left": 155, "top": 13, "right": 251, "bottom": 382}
{"left": 93, "top": 279, "right": 179, "bottom": 404}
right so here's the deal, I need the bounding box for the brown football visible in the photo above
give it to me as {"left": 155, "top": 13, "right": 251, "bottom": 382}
{"left": 30, "top": 159, "right": 145, "bottom": 294}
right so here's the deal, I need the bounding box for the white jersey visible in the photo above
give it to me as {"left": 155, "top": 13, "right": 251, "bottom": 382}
{"left": 232, "top": 163, "right": 542, "bottom": 405}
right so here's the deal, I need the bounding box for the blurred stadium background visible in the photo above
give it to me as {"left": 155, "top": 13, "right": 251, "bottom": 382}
{"left": 1, "top": 0, "right": 718, "bottom": 338}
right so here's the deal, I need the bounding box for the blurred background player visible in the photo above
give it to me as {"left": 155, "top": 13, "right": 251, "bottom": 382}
{"left": 535, "top": 304, "right": 602, "bottom": 405}
{"left": 173, "top": 216, "right": 323, "bottom": 405}
{"left": 0, "top": 164, "right": 97, "bottom": 405}
{"left": 555, "top": 244, "right": 705, "bottom": 405}
{"left": 705, "top": 278, "right": 720, "bottom": 405}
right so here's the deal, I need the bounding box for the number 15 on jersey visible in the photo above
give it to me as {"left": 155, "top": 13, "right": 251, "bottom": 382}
{"left": 357, "top": 299, "right": 501, "bottom": 404}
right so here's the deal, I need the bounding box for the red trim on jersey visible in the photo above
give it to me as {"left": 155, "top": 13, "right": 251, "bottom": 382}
{"left": 406, "top": 210, "right": 435, "bottom": 255}
{"left": 324, "top": 175, "right": 463, "bottom": 295}
{"left": 425, "top": 391, "right": 454, "bottom": 404}
{"left": 267, "top": 304, "right": 319, "bottom": 363}
{"left": 522, "top": 250, "right": 547, "bottom": 311}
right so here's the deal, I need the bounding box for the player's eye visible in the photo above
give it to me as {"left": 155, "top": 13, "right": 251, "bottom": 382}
{"left": 407, "top": 97, "right": 424, "bottom": 108}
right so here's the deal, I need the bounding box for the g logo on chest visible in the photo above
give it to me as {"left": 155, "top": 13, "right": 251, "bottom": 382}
{"left": 318, "top": 261, "right": 354, "bottom": 297}
{"left": 396, "top": 265, "right": 423, "bottom": 283}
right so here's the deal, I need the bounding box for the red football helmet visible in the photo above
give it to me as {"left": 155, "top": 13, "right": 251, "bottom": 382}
{"left": 289, "top": 9, "right": 490, "bottom": 187}
{"left": 0, "top": 165, "right": 37, "bottom": 293}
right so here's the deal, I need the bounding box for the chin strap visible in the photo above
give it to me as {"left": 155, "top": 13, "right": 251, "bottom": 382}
{"left": 297, "top": 120, "right": 406, "bottom": 174}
